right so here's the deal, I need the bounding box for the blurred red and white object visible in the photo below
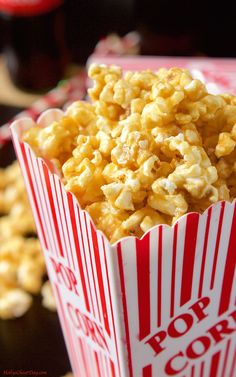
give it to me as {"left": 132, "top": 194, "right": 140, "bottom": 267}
{"left": 0, "top": 71, "right": 87, "bottom": 146}
{"left": 88, "top": 55, "right": 236, "bottom": 95}
{"left": 93, "top": 31, "right": 141, "bottom": 56}
{"left": 2, "top": 30, "right": 236, "bottom": 146}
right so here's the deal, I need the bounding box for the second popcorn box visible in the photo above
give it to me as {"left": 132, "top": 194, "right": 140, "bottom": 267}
{"left": 11, "top": 65, "right": 236, "bottom": 377}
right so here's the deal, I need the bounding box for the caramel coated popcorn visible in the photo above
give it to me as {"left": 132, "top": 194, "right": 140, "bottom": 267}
{"left": 0, "top": 161, "right": 46, "bottom": 319}
{"left": 23, "top": 65, "right": 236, "bottom": 243}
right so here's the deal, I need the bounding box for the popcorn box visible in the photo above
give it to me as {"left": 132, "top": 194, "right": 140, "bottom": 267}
{"left": 11, "top": 113, "right": 236, "bottom": 377}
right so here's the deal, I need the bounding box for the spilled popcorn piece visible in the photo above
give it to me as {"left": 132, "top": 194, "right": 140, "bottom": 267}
{"left": 0, "top": 289, "right": 32, "bottom": 319}
{"left": 41, "top": 280, "right": 57, "bottom": 312}
{"left": 0, "top": 161, "right": 48, "bottom": 319}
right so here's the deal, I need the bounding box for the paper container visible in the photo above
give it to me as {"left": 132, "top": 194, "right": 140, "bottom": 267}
{"left": 11, "top": 113, "right": 236, "bottom": 377}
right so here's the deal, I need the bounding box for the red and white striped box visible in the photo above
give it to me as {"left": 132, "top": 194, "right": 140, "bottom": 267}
{"left": 11, "top": 109, "right": 236, "bottom": 377}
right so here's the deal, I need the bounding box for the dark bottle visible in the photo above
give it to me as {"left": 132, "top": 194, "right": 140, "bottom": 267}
{"left": 0, "top": 0, "right": 68, "bottom": 92}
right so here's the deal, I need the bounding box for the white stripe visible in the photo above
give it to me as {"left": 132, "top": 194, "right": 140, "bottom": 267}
{"left": 224, "top": 338, "right": 236, "bottom": 377}
{"left": 73, "top": 200, "right": 94, "bottom": 315}
{"left": 100, "top": 353, "right": 108, "bottom": 377}
{"left": 118, "top": 237, "right": 150, "bottom": 375}
{"left": 50, "top": 176, "right": 70, "bottom": 264}
{"left": 174, "top": 216, "right": 187, "bottom": 314}
{"left": 211, "top": 202, "right": 234, "bottom": 317}
{"left": 55, "top": 177, "right": 75, "bottom": 268}
{"left": 69, "top": 324, "right": 81, "bottom": 376}
{"left": 85, "top": 217, "right": 104, "bottom": 327}
{"left": 150, "top": 230, "right": 158, "bottom": 336}
{"left": 33, "top": 158, "right": 55, "bottom": 254}
{"left": 201, "top": 204, "right": 221, "bottom": 297}
{"left": 189, "top": 212, "right": 207, "bottom": 303}
{"left": 78, "top": 209, "right": 99, "bottom": 320}
{"left": 25, "top": 147, "right": 50, "bottom": 248}
{"left": 97, "top": 235, "right": 117, "bottom": 356}
{"left": 37, "top": 159, "right": 59, "bottom": 257}
{"left": 161, "top": 225, "right": 174, "bottom": 327}
{"left": 12, "top": 138, "right": 45, "bottom": 247}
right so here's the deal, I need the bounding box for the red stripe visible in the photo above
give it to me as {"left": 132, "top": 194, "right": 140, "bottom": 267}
{"left": 54, "top": 285, "right": 78, "bottom": 375}
{"left": 117, "top": 243, "right": 133, "bottom": 377}
{"left": 143, "top": 364, "right": 152, "bottom": 377}
{"left": 157, "top": 226, "right": 163, "bottom": 327}
{"left": 59, "top": 183, "right": 76, "bottom": 269}
{"left": 67, "top": 194, "right": 90, "bottom": 312}
{"left": 198, "top": 207, "right": 212, "bottom": 297}
{"left": 102, "top": 237, "right": 121, "bottom": 377}
{"left": 230, "top": 347, "right": 236, "bottom": 377}
{"left": 42, "top": 164, "right": 64, "bottom": 256}
{"left": 170, "top": 224, "right": 178, "bottom": 318}
{"left": 191, "top": 365, "right": 195, "bottom": 377}
{"left": 53, "top": 176, "right": 70, "bottom": 263}
{"left": 210, "top": 202, "right": 225, "bottom": 289}
{"left": 221, "top": 339, "right": 231, "bottom": 377}
{"left": 27, "top": 150, "right": 50, "bottom": 251}
{"left": 110, "top": 360, "right": 116, "bottom": 377}
{"left": 200, "top": 361, "right": 204, "bottom": 377}
{"left": 24, "top": 108, "right": 38, "bottom": 119}
{"left": 91, "top": 224, "right": 110, "bottom": 333}
{"left": 20, "top": 144, "right": 48, "bottom": 248}
{"left": 209, "top": 351, "right": 221, "bottom": 377}
{"left": 78, "top": 338, "right": 87, "bottom": 376}
{"left": 37, "top": 159, "right": 57, "bottom": 256}
{"left": 94, "top": 351, "right": 101, "bottom": 377}
{"left": 136, "top": 233, "right": 151, "bottom": 339}
{"left": 180, "top": 214, "right": 199, "bottom": 306}
{"left": 76, "top": 206, "right": 95, "bottom": 316}
{"left": 84, "top": 216, "right": 102, "bottom": 323}
{"left": 218, "top": 204, "right": 236, "bottom": 315}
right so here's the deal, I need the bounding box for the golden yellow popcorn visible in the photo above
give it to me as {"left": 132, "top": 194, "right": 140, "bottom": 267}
{"left": 0, "top": 289, "right": 32, "bottom": 319}
{"left": 0, "top": 161, "right": 47, "bottom": 319}
{"left": 41, "top": 280, "right": 57, "bottom": 312}
{"left": 23, "top": 65, "right": 236, "bottom": 243}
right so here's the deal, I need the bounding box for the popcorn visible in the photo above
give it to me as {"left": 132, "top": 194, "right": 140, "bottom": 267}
{"left": 0, "top": 161, "right": 47, "bottom": 319}
{"left": 41, "top": 280, "right": 57, "bottom": 311}
{"left": 0, "top": 289, "right": 32, "bottom": 319}
{"left": 23, "top": 64, "right": 236, "bottom": 243}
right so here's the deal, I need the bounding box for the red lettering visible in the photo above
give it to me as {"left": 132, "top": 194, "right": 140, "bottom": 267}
{"left": 93, "top": 322, "right": 109, "bottom": 351}
{"left": 145, "top": 331, "right": 167, "bottom": 355}
{"left": 208, "top": 319, "right": 235, "bottom": 344}
{"left": 189, "top": 297, "right": 210, "bottom": 322}
{"left": 67, "top": 268, "right": 80, "bottom": 296}
{"left": 50, "top": 257, "right": 60, "bottom": 276}
{"left": 66, "top": 302, "right": 108, "bottom": 351}
{"left": 49, "top": 257, "right": 79, "bottom": 296}
{"left": 67, "top": 302, "right": 80, "bottom": 329}
{"left": 75, "top": 309, "right": 89, "bottom": 336}
{"left": 165, "top": 351, "right": 188, "bottom": 376}
{"left": 168, "top": 313, "right": 193, "bottom": 338}
{"left": 229, "top": 310, "right": 236, "bottom": 323}
{"left": 186, "top": 336, "right": 211, "bottom": 359}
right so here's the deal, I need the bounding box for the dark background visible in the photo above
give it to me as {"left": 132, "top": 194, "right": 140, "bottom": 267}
{"left": 1, "top": 0, "right": 236, "bottom": 64}
{"left": 65, "top": 0, "right": 236, "bottom": 61}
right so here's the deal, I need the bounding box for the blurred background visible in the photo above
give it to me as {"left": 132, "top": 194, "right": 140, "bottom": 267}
{"left": 0, "top": 0, "right": 236, "bottom": 93}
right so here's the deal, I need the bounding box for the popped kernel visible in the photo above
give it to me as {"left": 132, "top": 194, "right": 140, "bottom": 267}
{"left": 0, "top": 161, "right": 48, "bottom": 319}
{"left": 23, "top": 64, "right": 236, "bottom": 243}
{"left": 41, "top": 280, "right": 57, "bottom": 311}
